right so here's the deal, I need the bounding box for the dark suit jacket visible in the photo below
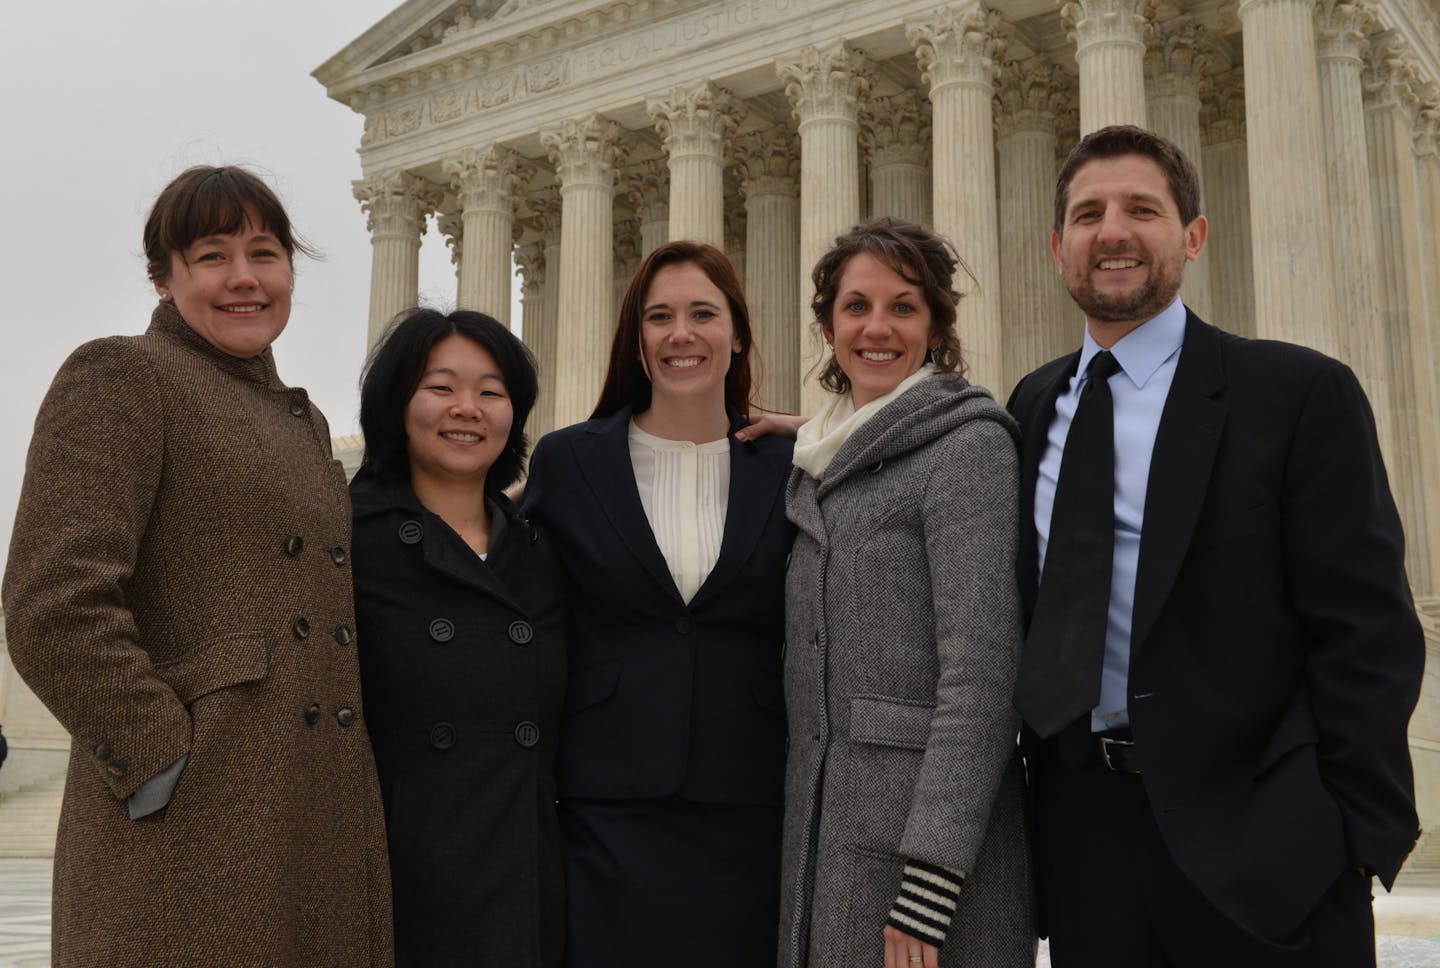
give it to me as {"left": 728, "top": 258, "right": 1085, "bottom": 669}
{"left": 523, "top": 406, "right": 794, "bottom": 805}
{"left": 1009, "top": 311, "right": 1424, "bottom": 944}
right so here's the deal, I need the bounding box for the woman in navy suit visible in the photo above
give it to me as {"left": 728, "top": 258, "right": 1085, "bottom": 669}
{"left": 524, "top": 241, "right": 793, "bottom": 967}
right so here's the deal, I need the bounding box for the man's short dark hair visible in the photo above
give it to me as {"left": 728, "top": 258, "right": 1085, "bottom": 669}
{"left": 1053, "top": 125, "right": 1203, "bottom": 235}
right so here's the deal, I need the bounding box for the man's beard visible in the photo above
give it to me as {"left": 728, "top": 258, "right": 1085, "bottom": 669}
{"left": 1064, "top": 250, "right": 1184, "bottom": 325}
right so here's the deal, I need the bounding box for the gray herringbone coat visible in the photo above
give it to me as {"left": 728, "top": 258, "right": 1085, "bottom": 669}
{"left": 779, "top": 374, "right": 1035, "bottom": 968}
{"left": 3, "top": 304, "right": 393, "bottom": 966}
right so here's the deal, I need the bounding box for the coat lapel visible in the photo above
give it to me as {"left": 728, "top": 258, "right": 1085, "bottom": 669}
{"left": 1131, "top": 313, "right": 1227, "bottom": 654}
{"left": 570, "top": 408, "right": 683, "bottom": 604}
{"left": 1013, "top": 353, "right": 1079, "bottom": 617}
{"left": 421, "top": 519, "right": 523, "bottom": 613}
{"left": 690, "top": 436, "right": 789, "bottom": 610}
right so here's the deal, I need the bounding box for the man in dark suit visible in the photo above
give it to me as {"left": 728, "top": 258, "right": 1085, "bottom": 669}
{"left": 1009, "top": 125, "right": 1425, "bottom": 967}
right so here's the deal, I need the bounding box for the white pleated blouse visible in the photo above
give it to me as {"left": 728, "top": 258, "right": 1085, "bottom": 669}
{"left": 627, "top": 420, "right": 731, "bottom": 604}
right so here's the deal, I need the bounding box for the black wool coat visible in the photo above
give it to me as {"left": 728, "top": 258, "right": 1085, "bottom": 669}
{"left": 351, "top": 477, "right": 568, "bottom": 968}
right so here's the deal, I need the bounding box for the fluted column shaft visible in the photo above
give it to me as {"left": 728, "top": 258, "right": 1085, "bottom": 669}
{"left": 1315, "top": 2, "right": 1392, "bottom": 463}
{"left": 614, "top": 219, "right": 642, "bottom": 315}
{"left": 909, "top": 8, "right": 1005, "bottom": 392}
{"left": 515, "top": 238, "right": 545, "bottom": 358}
{"left": 542, "top": 114, "right": 623, "bottom": 428}
{"left": 1200, "top": 71, "right": 1255, "bottom": 336}
{"left": 779, "top": 42, "right": 870, "bottom": 415}
{"left": 864, "top": 91, "right": 931, "bottom": 224}
{"left": 649, "top": 83, "right": 738, "bottom": 247}
{"left": 1237, "top": 0, "right": 1337, "bottom": 355}
{"left": 735, "top": 128, "right": 802, "bottom": 413}
{"left": 1063, "top": 0, "right": 1152, "bottom": 133}
{"left": 354, "top": 172, "right": 440, "bottom": 348}
{"left": 1365, "top": 55, "right": 1439, "bottom": 594}
{"left": 1418, "top": 111, "right": 1440, "bottom": 493}
{"left": 445, "top": 146, "right": 528, "bottom": 324}
{"left": 525, "top": 192, "right": 562, "bottom": 436}
{"left": 629, "top": 161, "right": 670, "bottom": 257}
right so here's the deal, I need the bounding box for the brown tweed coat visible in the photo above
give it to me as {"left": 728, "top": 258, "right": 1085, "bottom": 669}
{"left": 780, "top": 374, "right": 1035, "bottom": 968}
{"left": 3, "top": 303, "right": 393, "bottom": 967}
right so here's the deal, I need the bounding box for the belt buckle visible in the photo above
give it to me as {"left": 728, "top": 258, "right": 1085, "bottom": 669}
{"left": 1099, "top": 736, "right": 1136, "bottom": 772}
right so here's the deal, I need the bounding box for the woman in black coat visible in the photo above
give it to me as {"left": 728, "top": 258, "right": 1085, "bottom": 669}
{"left": 352, "top": 308, "right": 567, "bottom": 967}
{"left": 523, "top": 242, "right": 793, "bottom": 968}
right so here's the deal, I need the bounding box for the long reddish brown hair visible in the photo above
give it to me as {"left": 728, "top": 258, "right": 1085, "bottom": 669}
{"left": 591, "top": 241, "right": 756, "bottom": 420}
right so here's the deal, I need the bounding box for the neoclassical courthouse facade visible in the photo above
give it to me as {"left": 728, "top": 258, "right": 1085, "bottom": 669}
{"left": 2, "top": 0, "right": 1440, "bottom": 875}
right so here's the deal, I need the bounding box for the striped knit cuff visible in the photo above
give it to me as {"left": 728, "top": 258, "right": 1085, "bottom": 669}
{"left": 885, "top": 859, "right": 964, "bottom": 948}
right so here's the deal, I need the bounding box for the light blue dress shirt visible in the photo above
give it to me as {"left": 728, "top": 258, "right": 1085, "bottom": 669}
{"left": 1034, "top": 297, "right": 1186, "bottom": 731}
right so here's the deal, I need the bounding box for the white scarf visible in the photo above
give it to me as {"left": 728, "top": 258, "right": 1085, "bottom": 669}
{"left": 792, "top": 364, "right": 937, "bottom": 480}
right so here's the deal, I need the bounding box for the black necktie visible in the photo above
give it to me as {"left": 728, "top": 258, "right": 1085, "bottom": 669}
{"left": 1015, "top": 351, "right": 1121, "bottom": 739}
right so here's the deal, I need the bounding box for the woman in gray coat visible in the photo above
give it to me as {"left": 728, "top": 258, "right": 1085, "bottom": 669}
{"left": 780, "top": 218, "right": 1034, "bottom": 968}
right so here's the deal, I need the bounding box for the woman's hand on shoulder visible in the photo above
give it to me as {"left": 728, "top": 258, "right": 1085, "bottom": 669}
{"left": 734, "top": 411, "right": 807, "bottom": 442}
{"left": 882, "top": 924, "right": 939, "bottom": 968}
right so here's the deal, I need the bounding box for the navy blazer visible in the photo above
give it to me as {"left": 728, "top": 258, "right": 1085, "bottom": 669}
{"left": 1009, "top": 312, "right": 1424, "bottom": 944}
{"left": 523, "top": 406, "right": 795, "bottom": 805}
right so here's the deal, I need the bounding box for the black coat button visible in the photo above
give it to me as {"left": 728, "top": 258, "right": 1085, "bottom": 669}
{"left": 334, "top": 626, "right": 354, "bottom": 646}
{"left": 288, "top": 400, "right": 305, "bottom": 417}
{"left": 305, "top": 703, "right": 321, "bottom": 725}
{"left": 292, "top": 617, "right": 311, "bottom": 640}
{"left": 514, "top": 722, "right": 540, "bottom": 748}
{"left": 508, "top": 620, "right": 534, "bottom": 645}
{"left": 398, "top": 520, "right": 423, "bottom": 545}
{"left": 868, "top": 460, "right": 884, "bottom": 474}
{"left": 429, "top": 618, "right": 455, "bottom": 643}
{"left": 283, "top": 535, "right": 304, "bottom": 557}
{"left": 93, "top": 742, "right": 111, "bottom": 762}
{"left": 336, "top": 707, "right": 356, "bottom": 728}
{"left": 430, "top": 723, "right": 456, "bottom": 750}
{"left": 675, "top": 617, "right": 693, "bottom": 635}
{"left": 328, "top": 546, "right": 348, "bottom": 566}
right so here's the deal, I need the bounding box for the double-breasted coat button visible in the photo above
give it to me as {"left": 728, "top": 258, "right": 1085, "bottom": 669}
{"left": 292, "top": 617, "right": 311, "bottom": 640}
{"left": 282, "top": 535, "right": 304, "bottom": 557}
{"left": 868, "top": 460, "right": 884, "bottom": 474}
{"left": 334, "top": 625, "right": 354, "bottom": 646}
{"left": 508, "top": 620, "right": 534, "bottom": 645}
{"left": 429, "top": 618, "right": 455, "bottom": 643}
{"left": 398, "top": 520, "right": 423, "bottom": 545}
{"left": 93, "top": 742, "right": 111, "bottom": 762}
{"left": 430, "top": 723, "right": 456, "bottom": 750}
{"left": 288, "top": 400, "right": 305, "bottom": 417}
{"left": 675, "top": 617, "right": 693, "bottom": 635}
{"left": 336, "top": 707, "right": 356, "bottom": 728}
{"left": 328, "top": 546, "right": 348, "bottom": 566}
{"left": 514, "top": 722, "right": 540, "bottom": 748}
{"left": 108, "top": 760, "right": 128, "bottom": 778}
{"left": 304, "top": 703, "right": 321, "bottom": 725}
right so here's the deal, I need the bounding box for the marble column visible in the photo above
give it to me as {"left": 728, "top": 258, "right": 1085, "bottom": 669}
{"left": 1145, "top": 15, "right": 1213, "bottom": 318}
{"left": 1364, "top": 42, "right": 1440, "bottom": 595}
{"left": 1417, "top": 104, "right": 1440, "bottom": 479}
{"left": 541, "top": 114, "right": 624, "bottom": 429}
{"left": 628, "top": 160, "right": 670, "bottom": 256}
{"left": 1236, "top": 0, "right": 1337, "bottom": 355}
{"left": 862, "top": 90, "right": 931, "bottom": 225}
{"left": 995, "top": 56, "right": 1072, "bottom": 391}
{"left": 614, "top": 217, "right": 642, "bottom": 314}
{"left": 354, "top": 171, "right": 442, "bottom": 347}
{"left": 909, "top": 6, "right": 1006, "bottom": 392}
{"left": 1314, "top": 1, "right": 1393, "bottom": 462}
{"left": 647, "top": 82, "right": 741, "bottom": 248}
{"left": 436, "top": 209, "right": 464, "bottom": 288}
{"left": 524, "top": 189, "right": 563, "bottom": 436}
{"left": 725, "top": 206, "right": 748, "bottom": 289}
{"left": 515, "top": 238, "right": 545, "bottom": 349}
{"left": 733, "top": 127, "right": 802, "bottom": 414}
{"left": 778, "top": 41, "right": 871, "bottom": 414}
{"left": 1062, "top": 0, "right": 1154, "bottom": 133}
{"left": 1199, "top": 68, "right": 1255, "bottom": 337}
{"left": 444, "top": 145, "right": 529, "bottom": 325}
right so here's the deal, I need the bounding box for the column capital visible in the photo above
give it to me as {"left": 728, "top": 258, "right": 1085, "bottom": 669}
{"left": 1315, "top": 1, "right": 1376, "bottom": 63}
{"left": 443, "top": 145, "right": 533, "bottom": 215}
{"left": 436, "top": 209, "right": 464, "bottom": 266}
{"left": 1061, "top": 0, "right": 1155, "bottom": 54}
{"left": 1363, "top": 34, "right": 1424, "bottom": 119}
{"left": 994, "top": 55, "right": 1069, "bottom": 138}
{"left": 614, "top": 218, "right": 642, "bottom": 278}
{"left": 861, "top": 91, "right": 931, "bottom": 167}
{"left": 907, "top": 5, "right": 1009, "bottom": 95}
{"left": 525, "top": 185, "right": 563, "bottom": 239}
{"left": 515, "top": 238, "right": 546, "bottom": 289}
{"left": 1199, "top": 66, "right": 1247, "bottom": 144}
{"left": 623, "top": 159, "right": 671, "bottom": 224}
{"left": 777, "top": 41, "right": 873, "bottom": 124}
{"left": 731, "top": 127, "right": 800, "bottom": 199}
{"left": 1416, "top": 101, "right": 1440, "bottom": 157}
{"left": 1145, "top": 15, "right": 1216, "bottom": 98}
{"left": 646, "top": 82, "right": 744, "bottom": 162}
{"left": 353, "top": 171, "right": 443, "bottom": 238}
{"left": 724, "top": 207, "right": 747, "bottom": 257}
{"left": 540, "top": 113, "right": 626, "bottom": 190}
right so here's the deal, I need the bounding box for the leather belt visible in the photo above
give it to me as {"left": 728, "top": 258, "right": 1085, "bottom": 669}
{"left": 1096, "top": 733, "right": 1141, "bottom": 774}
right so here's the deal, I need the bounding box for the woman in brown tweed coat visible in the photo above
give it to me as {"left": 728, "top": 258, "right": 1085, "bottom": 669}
{"left": 2, "top": 167, "right": 393, "bottom": 967}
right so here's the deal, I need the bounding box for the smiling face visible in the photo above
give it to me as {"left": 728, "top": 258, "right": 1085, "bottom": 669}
{"left": 1051, "top": 154, "right": 1207, "bottom": 340}
{"left": 154, "top": 208, "right": 293, "bottom": 358}
{"left": 824, "top": 251, "right": 936, "bottom": 408}
{"left": 639, "top": 261, "right": 741, "bottom": 412}
{"left": 404, "top": 334, "right": 513, "bottom": 491}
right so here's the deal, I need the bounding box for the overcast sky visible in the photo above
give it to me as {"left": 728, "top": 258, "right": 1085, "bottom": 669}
{"left": 0, "top": 1, "right": 465, "bottom": 560}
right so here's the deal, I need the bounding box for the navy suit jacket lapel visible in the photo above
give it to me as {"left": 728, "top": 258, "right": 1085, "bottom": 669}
{"left": 570, "top": 407, "right": 684, "bottom": 605}
{"left": 1131, "top": 312, "right": 1228, "bottom": 654}
{"left": 690, "top": 436, "right": 788, "bottom": 611}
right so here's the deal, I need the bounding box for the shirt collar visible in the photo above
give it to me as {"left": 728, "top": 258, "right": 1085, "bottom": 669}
{"left": 1075, "top": 296, "right": 1186, "bottom": 390}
